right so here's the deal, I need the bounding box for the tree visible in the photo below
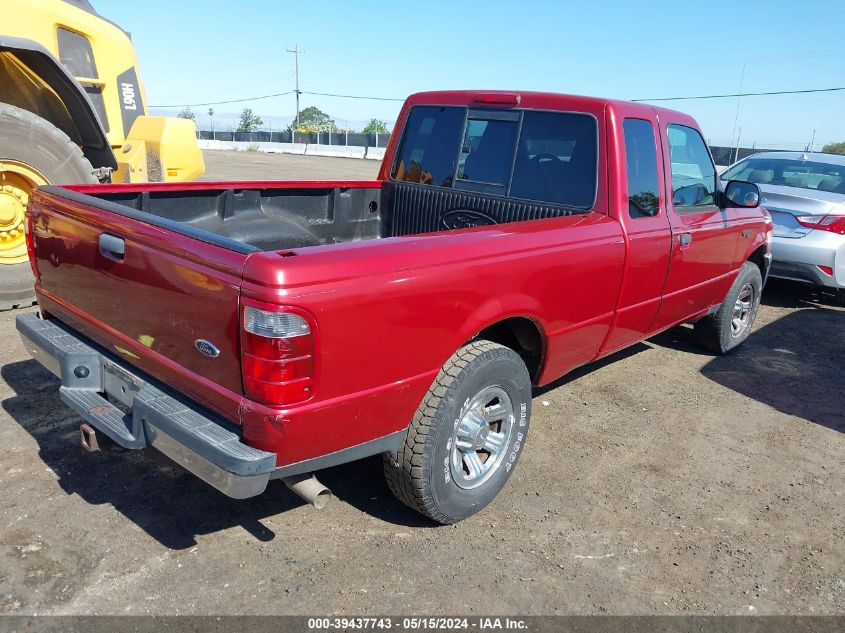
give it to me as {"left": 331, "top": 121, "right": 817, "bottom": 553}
{"left": 362, "top": 118, "right": 388, "bottom": 134}
{"left": 822, "top": 141, "right": 845, "bottom": 155}
{"left": 236, "top": 108, "right": 263, "bottom": 133}
{"left": 288, "top": 106, "right": 337, "bottom": 133}
{"left": 177, "top": 107, "right": 195, "bottom": 121}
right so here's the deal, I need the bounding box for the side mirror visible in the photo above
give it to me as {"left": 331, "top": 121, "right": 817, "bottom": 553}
{"left": 723, "top": 180, "right": 760, "bottom": 208}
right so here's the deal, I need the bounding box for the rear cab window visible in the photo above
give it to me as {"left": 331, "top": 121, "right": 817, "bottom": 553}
{"left": 392, "top": 105, "right": 598, "bottom": 209}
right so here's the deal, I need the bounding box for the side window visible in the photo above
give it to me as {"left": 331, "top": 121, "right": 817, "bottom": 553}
{"left": 510, "top": 111, "right": 597, "bottom": 208}
{"left": 667, "top": 124, "right": 716, "bottom": 209}
{"left": 457, "top": 118, "right": 518, "bottom": 186}
{"left": 623, "top": 119, "right": 660, "bottom": 218}
{"left": 57, "top": 28, "right": 98, "bottom": 78}
{"left": 392, "top": 106, "right": 465, "bottom": 188}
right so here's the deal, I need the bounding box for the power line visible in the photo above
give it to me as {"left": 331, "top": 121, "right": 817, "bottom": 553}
{"left": 151, "top": 85, "right": 845, "bottom": 109}
{"left": 150, "top": 91, "right": 293, "bottom": 108}
{"left": 300, "top": 90, "right": 405, "bottom": 102}
{"left": 632, "top": 86, "right": 845, "bottom": 102}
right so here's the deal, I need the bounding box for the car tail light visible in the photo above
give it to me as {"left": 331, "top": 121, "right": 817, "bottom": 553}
{"left": 24, "top": 213, "right": 40, "bottom": 283}
{"left": 472, "top": 92, "right": 521, "bottom": 106}
{"left": 240, "top": 301, "right": 316, "bottom": 406}
{"left": 817, "top": 265, "right": 834, "bottom": 276}
{"left": 795, "top": 213, "right": 845, "bottom": 235}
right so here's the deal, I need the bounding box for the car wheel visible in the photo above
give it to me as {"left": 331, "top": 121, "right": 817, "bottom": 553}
{"left": 383, "top": 340, "right": 532, "bottom": 524}
{"left": 694, "top": 261, "right": 762, "bottom": 354}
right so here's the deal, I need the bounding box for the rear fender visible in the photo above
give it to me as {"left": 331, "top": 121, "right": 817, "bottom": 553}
{"left": 447, "top": 295, "right": 549, "bottom": 375}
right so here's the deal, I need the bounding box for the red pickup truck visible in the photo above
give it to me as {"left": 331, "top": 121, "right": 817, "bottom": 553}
{"left": 18, "top": 90, "right": 771, "bottom": 524}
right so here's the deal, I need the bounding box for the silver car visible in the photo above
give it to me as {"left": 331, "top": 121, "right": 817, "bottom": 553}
{"left": 721, "top": 151, "right": 845, "bottom": 301}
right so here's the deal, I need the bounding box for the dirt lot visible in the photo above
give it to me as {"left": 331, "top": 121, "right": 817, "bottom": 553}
{"left": 201, "top": 149, "right": 379, "bottom": 181}
{"left": 1, "top": 151, "right": 843, "bottom": 615}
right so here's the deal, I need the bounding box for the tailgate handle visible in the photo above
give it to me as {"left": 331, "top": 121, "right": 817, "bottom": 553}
{"left": 99, "top": 234, "right": 125, "bottom": 261}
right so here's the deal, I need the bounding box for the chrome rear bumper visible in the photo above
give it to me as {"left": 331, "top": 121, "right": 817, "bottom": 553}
{"left": 16, "top": 312, "right": 277, "bottom": 499}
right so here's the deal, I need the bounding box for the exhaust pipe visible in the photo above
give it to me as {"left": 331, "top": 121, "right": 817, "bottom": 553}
{"left": 80, "top": 424, "right": 100, "bottom": 452}
{"left": 280, "top": 473, "right": 331, "bottom": 509}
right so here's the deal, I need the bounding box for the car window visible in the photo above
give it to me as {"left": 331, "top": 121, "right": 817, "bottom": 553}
{"left": 722, "top": 157, "right": 845, "bottom": 194}
{"left": 623, "top": 119, "right": 660, "bottom": 218}
{"left": 457, "top": 118, "right": 518, "bottom": 186}
{"left": 668, "top": 124, "right": 716, "bottom": 209}
{"left": 510, "top": 111, "right": 597, "bottom": 208}
{"left": 392, "top": 106, "right": 464, "bottom": 188}
{"left": 392, "top": 106, "right": 598, "bottom": 209}
{"left": 57, "top": 28, "right": 98, "bottom": 78}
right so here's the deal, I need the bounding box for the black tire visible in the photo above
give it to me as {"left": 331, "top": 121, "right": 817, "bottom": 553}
{"left": 694, "top": 261, "right": 763, "bottom": 354}
{"left": 383, "top": 340, "right": 532, "bottom": 524}
{"left": 0, "top": 103, "right": 97, "bottom": 311}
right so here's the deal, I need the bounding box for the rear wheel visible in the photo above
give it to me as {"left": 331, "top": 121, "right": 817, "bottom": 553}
{"left": 0, "top": 103, "right": 97, "bottom": 310}
{"left": 383, "top": 340, "right": 532, "bottom": 524}
{"left": 694, "top": 261, "right": 762, "bottom": 354}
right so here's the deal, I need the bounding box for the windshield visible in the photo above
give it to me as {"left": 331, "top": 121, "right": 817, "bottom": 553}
{"left": 722, "top": 157, "right": 845, "bottom": 194}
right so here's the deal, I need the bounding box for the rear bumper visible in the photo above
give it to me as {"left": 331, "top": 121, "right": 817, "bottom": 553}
{"left": 771, "top": 230, "right": 845, "bottom": 289}
{"left": 16, "top": 312, "right": 276, "bottom": 499}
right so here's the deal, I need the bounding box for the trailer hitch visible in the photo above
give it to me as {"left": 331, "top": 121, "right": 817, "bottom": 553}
{"left": 80, "top": 424, "right": 100, "bottom": 452}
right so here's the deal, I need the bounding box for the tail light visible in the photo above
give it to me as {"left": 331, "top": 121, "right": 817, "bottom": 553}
{"left": 24, "top": 212, "right": 40, "bottom": 283}
{"left": 240, "top": 300, "right": 316, "bottom": 406}
{"left": 796, "top": 213, "right": 845, "bottom": 235}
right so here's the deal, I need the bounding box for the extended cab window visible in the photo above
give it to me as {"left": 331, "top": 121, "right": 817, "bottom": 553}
{"left": 623, "top": 119, "right": 660, "bottom": 218}
{"left": 392, "top": 106, "right": 464, "bottom": 188}
{"left": 668, "top": 124, "right": 716, "bottom": 210}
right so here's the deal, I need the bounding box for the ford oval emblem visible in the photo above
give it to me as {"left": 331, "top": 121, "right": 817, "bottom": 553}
{"left": 195, "top": 339, "right": 220, "bottom": 358}
{"left": 441, "top": 210, "right": 497, "bottom": 230}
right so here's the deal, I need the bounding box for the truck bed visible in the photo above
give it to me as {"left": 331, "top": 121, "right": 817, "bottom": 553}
{"left": 56, "top": 179, "right": 588, "bottom": 254}
{"left": 62, "top": 181, "right": 385, "bottom": 252}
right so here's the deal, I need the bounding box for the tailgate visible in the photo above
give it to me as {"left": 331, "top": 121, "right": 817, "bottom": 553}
{"left": 27, "top": 186, "right": 253, "bottom": 412}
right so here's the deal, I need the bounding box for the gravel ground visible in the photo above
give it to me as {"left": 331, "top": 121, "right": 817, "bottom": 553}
{"left": 0, "top": 151, "right": 843, "bottom": 615}
{"left": 201, "top": 149, "right": 380, "bottom": 181}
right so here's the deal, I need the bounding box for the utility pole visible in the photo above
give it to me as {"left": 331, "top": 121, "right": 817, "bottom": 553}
{"left": 733, "top": 127, "right": 742, "bottom": 165}
{"left": 730, "top": 62, "right": 746, "bottom": 165}
{"left": 286, "top": 44, "right": 302, "bottom": 137}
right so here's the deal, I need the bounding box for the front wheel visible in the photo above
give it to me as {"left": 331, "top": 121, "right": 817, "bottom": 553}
{"left": 694, "top": 261, "right": 762, "bottom": 354}
{"left": 383, "top": 340, "right": 532, "bottom": 524}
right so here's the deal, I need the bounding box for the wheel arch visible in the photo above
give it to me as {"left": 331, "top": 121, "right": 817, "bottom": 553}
{"left": 467, "top": 315, "right": 546, "bottom": 385}
{"left": 746, "top": 243, "right": 768, "bottom": 277}
{"left": 0, "top": 36, "right": 116, "bottom": 171}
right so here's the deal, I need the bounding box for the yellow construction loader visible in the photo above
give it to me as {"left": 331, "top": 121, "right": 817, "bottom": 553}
{"left": 1, "top": 0, "right": 205, "bottom": 309}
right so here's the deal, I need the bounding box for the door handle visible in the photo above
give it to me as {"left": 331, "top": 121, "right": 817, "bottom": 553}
{"left": 678, "top": 232, "right": 693, "bottom": 248}
{"left": 99, "top": 234, "right": 125, "bottom": 261}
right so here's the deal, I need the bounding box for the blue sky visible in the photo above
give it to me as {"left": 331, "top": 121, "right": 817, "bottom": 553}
{"left": 97, "top": 0, "right": 844, "bottom": 148}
